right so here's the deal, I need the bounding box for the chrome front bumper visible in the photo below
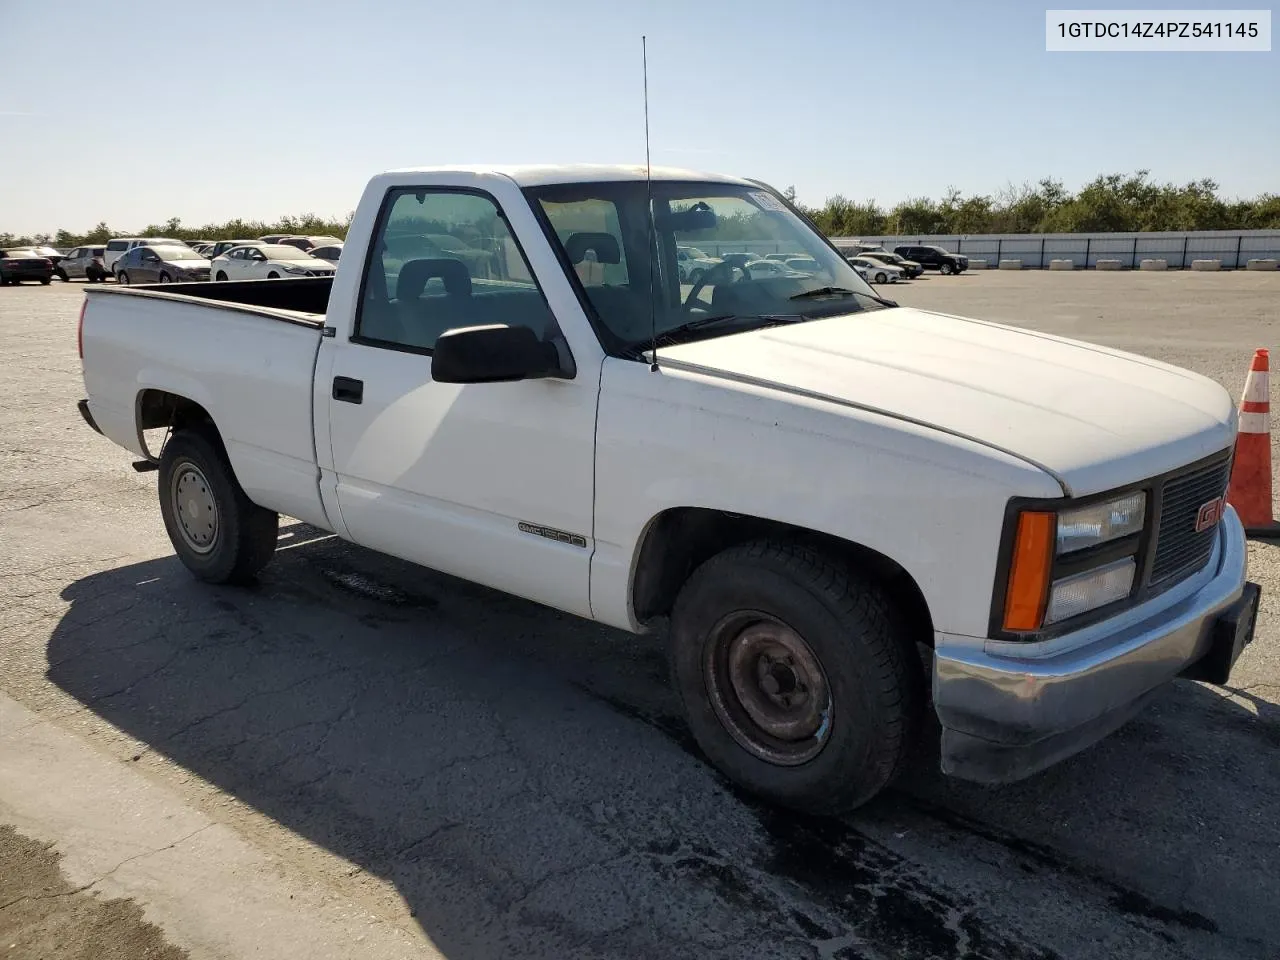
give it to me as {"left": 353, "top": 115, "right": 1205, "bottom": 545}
{"left": 933, "top": 506, "right": 1251, "bottom": 783}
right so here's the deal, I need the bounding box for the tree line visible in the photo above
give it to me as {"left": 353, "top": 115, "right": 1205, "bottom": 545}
{"left": 2, "top": 171, "right": 1278, "bottom": 247}
{"left": 788, "top": 171, "right": 1280, "bottom": 236}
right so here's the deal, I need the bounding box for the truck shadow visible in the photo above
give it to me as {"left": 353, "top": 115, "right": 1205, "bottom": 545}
{"left": 46, "top": 523, "right": 1279, "bottom": 959}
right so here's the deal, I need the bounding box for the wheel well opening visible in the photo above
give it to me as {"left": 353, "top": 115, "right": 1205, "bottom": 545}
{"left": 631, "top": 507, "right": 935, "bottom": 648}
{"left": 136, "top": 390, "right": 220, "bottom": 459}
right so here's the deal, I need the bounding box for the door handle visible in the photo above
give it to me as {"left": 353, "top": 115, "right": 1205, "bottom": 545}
{"left": 332, "top": 376, "right": 363, "bottom": 404}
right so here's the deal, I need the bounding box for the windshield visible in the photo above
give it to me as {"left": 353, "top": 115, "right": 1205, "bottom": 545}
{"left": 527, "top": 180, "right": 881, "bottom": 353}
{"left": 151, "top": 246, "right": 205, "bottom": 260}
{"left": 262, "top": 245, "right": 316, "bottom": 260}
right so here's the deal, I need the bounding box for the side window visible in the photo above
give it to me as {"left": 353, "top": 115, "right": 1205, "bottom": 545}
{"left": 356, "top": 187, "right": 556, "bottom": 352}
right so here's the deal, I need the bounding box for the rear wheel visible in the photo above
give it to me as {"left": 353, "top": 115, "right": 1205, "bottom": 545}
{"left": 158, "top": 430, "right": 278, "bottom": 584}
{"left": 118, "top": 271, "right": 130, "bottom": 285}
{"left": 267, "top": 271, "right": 279, "bottom": 279}
{"left": 40, "top": 277, "right": 51, "bottom": 285}
{"left": 159, "top": 272, "right": 171, "bottom": 283}
{"left": 670, "top": 540, "right": 921, "bottom": 814}
{"left": 215, "top": 271, "right": 227, "bottom": 282}
{"left": 55, "top": 268, "right": 68, "bottom": 282}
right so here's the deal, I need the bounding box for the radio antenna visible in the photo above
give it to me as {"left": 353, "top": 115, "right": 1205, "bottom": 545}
{"left": 643, "top": 35, "right": 658, "bottom": 372}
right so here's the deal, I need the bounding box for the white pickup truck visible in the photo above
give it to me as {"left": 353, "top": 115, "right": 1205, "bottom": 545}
{"left": 77, "top": 164, "right": 1259, "bottom": 813}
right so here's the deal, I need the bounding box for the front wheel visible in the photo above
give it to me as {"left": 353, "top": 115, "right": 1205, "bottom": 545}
{"left": 266, "top": 271, "right": 279, "bottom": 279}
{"left": 670, "top": 540, "right": 921, "bottom": 814}
{"left": 215, "top": 271, "right": 227, "bottom": 282}
{"left": 118, "top": 271, "right": 130, "bottom": 285}
{"left": 158, "top": 430, "right": 279, "bottom": 584}
{"left": 55, "top": 268, "right": 68, "bottom": 282}
{"left": 874, "top": 271, "right": 887, "bottom": 284}
{"left": 40, "top": 278, "right": 51, "bottom": 285}
{"left": 939, "top": 262, "right": 954, "bottom": 275}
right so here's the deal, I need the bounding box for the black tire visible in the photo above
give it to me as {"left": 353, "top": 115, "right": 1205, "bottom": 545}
{"left": 670, "top": 540, "right": 921, "bottom": 815}
{"left": 40, "top": 278, "right": 51, "bottom": 285}
{"left": 266, "top": 271, "right": 279, "bottom": 279}
{"left": 689, "top": 268, "right": 704, "bottom": 285}
{"left": 939, "top": 262, "right": 954, "bottom": 275}
{"left": 159, "top": 272, "right": 171, "bottom": 283}
{"left": 874, "top": 271, "right": 887, "bottom": 285}
{"left": 118, "top": 271, "right": 130, "bottom": 285}
{"left": 158, "top": 429, "right": 279, "bottom": 585}
{"left": 215, "top": 271, "right": 228, "bottom": 282}
{"left": 56, "top": 268, "right": 69, "bottom": 282}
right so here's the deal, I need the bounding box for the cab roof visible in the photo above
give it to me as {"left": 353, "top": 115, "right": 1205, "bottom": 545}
{"left": 381, "top": 163, "right": 756, "bottom": 188}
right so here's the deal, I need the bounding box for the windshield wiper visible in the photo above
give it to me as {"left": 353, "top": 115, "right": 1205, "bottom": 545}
{"left": 651, "top": 313, "right": 803, "bottom": 347}
{"left": 789, "top": 286, "right": 897, "bottom": 308}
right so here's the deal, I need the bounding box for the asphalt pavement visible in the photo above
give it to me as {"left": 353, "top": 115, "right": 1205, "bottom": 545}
{"left": 1, "top": 274, "right": 1277, "bottom": 960}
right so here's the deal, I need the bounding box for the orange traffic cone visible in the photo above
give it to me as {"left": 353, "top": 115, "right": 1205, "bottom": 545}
{"left": 1226, "top": 348, "right": 1280, "bottom": 538}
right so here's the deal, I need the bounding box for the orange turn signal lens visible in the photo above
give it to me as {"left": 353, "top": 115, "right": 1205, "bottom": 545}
{"left": 1003, "top": 511, "right": 1055, "bottom": 632}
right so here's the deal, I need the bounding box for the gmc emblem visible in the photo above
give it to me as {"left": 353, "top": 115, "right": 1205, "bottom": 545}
{"left": 1195, "top": 497, "right": 1225, "bottom": 533}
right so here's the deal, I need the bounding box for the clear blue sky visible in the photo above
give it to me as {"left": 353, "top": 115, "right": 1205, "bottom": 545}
{"left": 1, "top": 0, "right": 1275, "bottom": 235}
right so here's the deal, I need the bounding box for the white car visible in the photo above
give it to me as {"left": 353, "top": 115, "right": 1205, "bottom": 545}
{"left": 77, "top": 163, "right": 1253, "bottom": 816}
{"left": 103, "top": 237, "right": 185, "bottom": 272}
{"left": 849, "top": 256, "right": 903, "bottom": 284}
{"left": 744, "top": 258, "right": 805, "bottom": 280}
{"left": 676, "top": 244, "right": 720, "bottom": 283}
{"left": 210, "top": 243, "right": 337, "bottom": 281}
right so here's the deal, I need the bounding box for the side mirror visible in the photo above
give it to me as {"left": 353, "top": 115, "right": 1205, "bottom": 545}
{"left": 431, "top": 324, "right": 569, "bottom": 384}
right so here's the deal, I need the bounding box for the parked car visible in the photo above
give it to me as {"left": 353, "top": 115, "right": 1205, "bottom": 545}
{"left": 210, "top": 243, "right": 337, "bottom": 281}
{"left": 765, "top": 252, "right": 803, "bottom": 261}
{"left": 676, "top": 244, "right": 720, "bottom": 283}
{"left": 277, "top": 235, "right": 344, "bottom": 252}
{"left": 744, "top": 258, "right": 806, "bottom": 280}
{"left": 10, "top": 246, "right": 68, "bottom": 278}
{"left": 893, "top": 244, "right": 968, "bottom": 274}
{"left": 783, "top": 256, "right": 820, "bottom": 273}
{"left": 104, "top": 237, "right": 184, "bottom": 272}
{"left": 114, "top": 245, "right": 212, "bottom": 284}
{"left": 189, "top": 242, "right": 214, "bottom": 257}
{"left": 0, "top": 248, "right": 53, "bottom": 285}
{"left": 59, "top": 245, "right": 110, "bottom": 282}
{"left": 309, "top": 243, "right": 343, "bottom": 263}
{"left": 860, "top": 251, "right": 923, "bottom": 279}
{"left": 846, "top": 257, "right": 903, "bottom": 284}
{"left": 208, "top": 239, "right": 259, "bottom": 260}
{"left": 76, "top": 163, "right": 1256, "bottom": 818}
{"left": 258, "top": 234, "right": 304, "bottom": 245}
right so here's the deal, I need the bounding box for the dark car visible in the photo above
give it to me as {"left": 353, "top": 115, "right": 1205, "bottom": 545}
{"left": 114, "top": 245, "right": 212, "bottom": 284}
{"left": 893, "top": 244, "right": 968, "bottom": 275}
{"left": 209, "top": 239, "right": 258, "bottom": 260}
{"left": 6, "top": 245, "right": 66, "bottom": 279}
{"left": 0, "top": 249, "right": 54, "bottom": 285}
{"left": 861, "top": 251, "right": 923, "bottom": 279}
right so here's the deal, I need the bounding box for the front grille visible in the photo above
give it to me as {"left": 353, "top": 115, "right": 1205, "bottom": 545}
{"left": 1150, "top": 454, "right": 1232, "bottom": 585}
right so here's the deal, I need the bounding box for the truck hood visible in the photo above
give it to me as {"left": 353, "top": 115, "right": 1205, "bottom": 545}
{"left": 657, "top": 306, "right": 1235, "bottom": 496}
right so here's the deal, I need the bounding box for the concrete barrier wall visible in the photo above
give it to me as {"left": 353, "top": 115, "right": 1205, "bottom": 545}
{"left": 1097, "top": 259, "right": 1124, "bottom": 270}
{"left": 1191, "top": 260, "right": 1222, "bottom": 271}
{"left": 1140, "top": 259, "right": 1168, "bottom": 271}
{"left": 968, "top": 259, "right": 988, "bottom": 269}
{"left": 998, "top": 259, "right": 1022, "bottom": 270}
{"left": 1246, "top": 259, "right": 1279, "bottom": 271}
{"left": 1049, "top": 259, "right": 1074, "bottom": 270}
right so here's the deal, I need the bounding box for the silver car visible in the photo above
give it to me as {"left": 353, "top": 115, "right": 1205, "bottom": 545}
{"left": 59, "top": 245, "right": 110, "bottom": 282}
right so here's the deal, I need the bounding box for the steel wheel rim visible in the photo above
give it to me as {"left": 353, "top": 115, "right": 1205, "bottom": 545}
{"left": 704, "top": 611, "right": 833, "bottom": 766}
{"left": 170, "top": 462, "right": 218, "bottom": 554}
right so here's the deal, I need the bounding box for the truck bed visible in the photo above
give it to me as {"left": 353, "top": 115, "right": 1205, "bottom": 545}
{"left": 94, "top": 276, "right": 333, "bottom": 323}
{"left": 80, "top": 277, "right": 334, "bottom": 531}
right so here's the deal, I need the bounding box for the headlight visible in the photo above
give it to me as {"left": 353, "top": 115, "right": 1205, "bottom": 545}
{"left": 1001, "top": 492, "right": 1147, "bottom": 634}
{"left": 281, "top": 264, "right": 309, "bottom": 275}
{"left": 1056, "top": 493, "right": 1145, "bottom": 554}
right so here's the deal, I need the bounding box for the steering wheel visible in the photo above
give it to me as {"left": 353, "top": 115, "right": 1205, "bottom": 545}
{"left": 682, "top": 260, "right": 750, "bottom": 312}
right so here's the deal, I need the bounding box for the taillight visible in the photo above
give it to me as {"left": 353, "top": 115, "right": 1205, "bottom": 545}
{"left": 78, "top": 298, "right": 87, "bottom": 359}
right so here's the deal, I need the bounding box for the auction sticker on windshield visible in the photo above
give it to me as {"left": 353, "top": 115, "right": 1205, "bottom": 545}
{"left": 748, "top": 191, "right": 788, "bottom": 212}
